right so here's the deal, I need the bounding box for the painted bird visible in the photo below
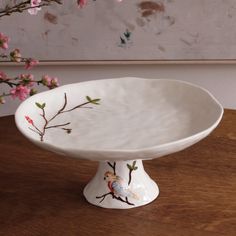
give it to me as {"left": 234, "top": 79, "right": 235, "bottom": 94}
{"left": 104, "top": 171, "right": 139, "bottom": 200}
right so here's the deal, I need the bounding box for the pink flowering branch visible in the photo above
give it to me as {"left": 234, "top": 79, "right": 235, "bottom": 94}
{"left": 0, "top": 0, "right": 62, "bottom": 18}
{"left": 0, "top": 31, "right": 59, "bottom": 104}
{"left": 0, "top": 0, "right": 123, "bottom": 18}
{"left": 0, "top": 73, "right": 59, "bottom": 103}
{"left": 0, "top": 1, "right": 124, "bottom": 104}
{"left": 0, "top": 45, "right": 39, "bottom": 69}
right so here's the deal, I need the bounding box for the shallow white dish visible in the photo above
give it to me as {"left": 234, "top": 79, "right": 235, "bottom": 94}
{"left": 15, "top": 77, "right": 223, "bottom": 209}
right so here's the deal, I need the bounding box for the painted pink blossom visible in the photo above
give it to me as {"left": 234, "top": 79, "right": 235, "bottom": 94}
{"left": 25, "top": 116, "right": 34, "bottom": 125}
{"left": 25, "top": 58, "right": 39, "bottom": 70}
{"left": 0, "top": 71, "right": 8, "bottom": 81}
{"left": 10, "top": 85, "right": 30, "bottom": 101}
{"left": 28, "top": 0, "right": 42, "bottom": 15}
{"left": 10, "top": 49, "right": 22, "bottom": 62}
{"left": 77, "top": 0, "right": 87, "bottom": 8}
{"left": 42, "top": 75, "right": 59, "bottom": 89}
{"left": 0, "top": 33, "right": 9, "bottom": 50}
{"left": 20, "top": 74, "right": 34, "bottom": 87}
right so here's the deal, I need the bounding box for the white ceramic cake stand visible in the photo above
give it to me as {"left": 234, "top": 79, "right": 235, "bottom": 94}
{"left": 15, "top": 77, "right": 223, "bottom": 209}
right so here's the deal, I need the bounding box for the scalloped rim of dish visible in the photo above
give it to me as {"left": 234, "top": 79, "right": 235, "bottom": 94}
{"left": 15, "top": 77, "right": 224, "bottom": 157}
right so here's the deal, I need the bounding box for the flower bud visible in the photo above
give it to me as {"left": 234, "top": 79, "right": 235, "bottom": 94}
{"left": 10, "top": 49, "right": 22, "bottom": 63}
{"left": 30, "top": 88, "right": 37, "bottom": 96}
{"left": 0, "top": 96, "right": 5, "bottom": 104}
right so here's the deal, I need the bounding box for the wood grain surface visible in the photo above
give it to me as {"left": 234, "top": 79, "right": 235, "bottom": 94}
{"left": 0, "top": 110, "right": 235, "bottom": 236}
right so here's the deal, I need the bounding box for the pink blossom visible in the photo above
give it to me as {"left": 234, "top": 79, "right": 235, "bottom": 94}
{"left": 10, "top": 49, "right": 22, "bottom": 62}
{"left": 25, "top": 116, "right": 34, "bottom": 125}
{"left": 28, "top": 0, "right": 42, "bottom": 15}
{"left": 41, "top": 75, "right": 51, "bottom": 86}
{"left": 0, "top": 32, "right": 9, "bottom": 50}
{"left": 77, "top": 0, "right": 87, "bottom": 8}
{"left": 41, "top": 75, "right": 59, "bottom": 89}
{"left": 0, "top": 71, "right": 8, "bottom": 81}
{"left": 25, "top": 58, "right": 39, "bottom": 70}
{"left": 20, "top": 74, "right": 34, "bottom": 87}
{"left": 10, "top": 85, "right": 30, "bottom": 101}
{"left": 50, "top": 77, "right": 59, "bottom": 89}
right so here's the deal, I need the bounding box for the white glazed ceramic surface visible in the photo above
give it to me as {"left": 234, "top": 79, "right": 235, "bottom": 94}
{"left": 15, "top": 77, "right": 223, "bottom": 161}
{"left": 15, "top": 77, "right": 223, "bottom": 209}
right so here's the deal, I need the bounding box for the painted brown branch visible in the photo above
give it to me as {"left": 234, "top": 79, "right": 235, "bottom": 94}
{"left": 39, "top": 107, "right": 48, "bottom": 141}
{"left": 32, "top": 93, "right": 100, "bottom": 141}
{"left": 47, "top": 93, "right": 67, "bottom": 122}
{"left": 45, "top": 122, "right": 70, "bottom": 129}
{"left": 61, "top": 101, "right": 96, "bottom": 113}
{"left": 128, "top": 169, "right": 132, "bottom": 185}
{"left": 28, "top": 122, "right": 44, "bottom": 140}
{"left": 96, "top": 192, "right": 134, "bottom": 206}
{"left": 107, "top": 162, "right": 116, "bottom": 175}
{"left": 48, "top": 93, "right": 98, "bottom": 121}
{"left": 28, "top": 127, "right": 42, "bottom": 136}
{"left": 0, "top": 0, "right": 62, "bottom": 18}
{"left": 32, "top": 123, "right": 43, "bottom": 136}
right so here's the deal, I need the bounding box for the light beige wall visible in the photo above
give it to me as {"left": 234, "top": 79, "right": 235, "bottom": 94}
{"left": 0, "top": 64, "right": 235, "bottom": 117}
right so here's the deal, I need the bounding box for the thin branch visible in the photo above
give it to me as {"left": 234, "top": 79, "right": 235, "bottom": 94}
{"left": 28, "top": 127, "right": 41, "bottom": 136}
{"left": 48, "top": 93, "right": 67, "bottom": 122}
{"left": 32, "top": 123, "right": 43, "bottom": 136}
{"left": 30, "top": 92, "right": 100, "bottom": 141}
{"left": 128, "top": 169, "right": 132, "bottom": 185}
{"left": 58, "top": 92, "right": 67, "bottom": 113}
{"left": 127, "top": 161, "right": 138, "bottom": 185}
{"left": 0, "top": 53, "right": 8, "bottom": 59}
{"left": 96, "top": 192, "right": 112, "bottom": 203}
{"left": 0, "top": 80, "right": 18, "bottom": 87}
{"left": 39, "top": 107, "right": 48, "bottom": 141}
{"left": 0, "top": 0, "right": 62, "bottom": 18}
{"left": 61, "top": 101, "right": 95, "bottom": 113}
{"left": 96, "top": 192, "right": 135, "bottom": 206}
{"left": 107, "top": 162, "right": 116, "bottom": 175}
{"left": 0, "top": 54, "right": 34, "bottom": 62}
{"left": 45, "top": 122, "right": 70, "bottom": 129}
{"left": 48, "top": 93, "right": 96, "bottom": 120}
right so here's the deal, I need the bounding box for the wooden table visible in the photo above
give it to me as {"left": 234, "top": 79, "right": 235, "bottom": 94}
{"left": 0, "top": 110, "right": 235, "bottom": 236}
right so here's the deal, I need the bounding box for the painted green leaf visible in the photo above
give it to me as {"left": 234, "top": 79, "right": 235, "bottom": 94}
{"left": 86, "top": 96, "right": 92, "bottom": 102}
{"left": 92, "top": 98, "right": 100, "bottom": 102}
{"left": 41, "top": 103, "right": 46, "bottom": 109}
{"left": 127, "top": 164, "right": 132, "bottom": 170}
{"left": 35, "top": 102, "right": 42, "bottom": 108}
{"left": 91, "top": 98, "right": 101, "bottom": 105}
{"left": 134, "top": 166, "right": 138, "bottom": 170}
{"left": 132, "top": 160, "right": 136, "bottom": 168}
